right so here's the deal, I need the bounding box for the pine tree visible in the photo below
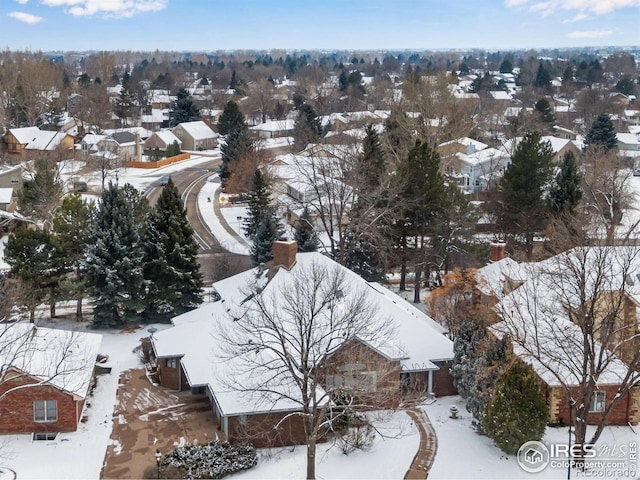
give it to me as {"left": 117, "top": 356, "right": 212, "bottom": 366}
{"left": 451, "top": 320, "right": 487, "bottom": 399}
{"left": 293, "top": 103, "right": 323, "bottom": 151}
{"left": 4, "top": 227, "right": 53, "bottom": 322}
{"left": 534, "top": 98, "right": 555, "bottom": 125}
{"left": 218, "top": 101, "right": 246, "bottom": 137}
{"left": 343, "top": 232, "right": 385, "bottom": 282}
{"left": 51, "top": 193, "right": 93, "bottom": 321}
{"left": 499, "top": 59, "right": 513, "bottom": 74}
{"left": 294, "top": 207, "right": 319, "bottom": 252}
{"left": 250, "top": 214, "right": 281, "bottom": 266}
{"left": 483, "top": 361, "right": 548, "bottom": 455}
{"left": 497, "top": 132, "right": 554, "bottom": 259}
{"left": 143, "top": 179, "right": 203, "bottom": 322}
{"left": 17, "top": 157, "right": 64, "bottom": 231}
{"left": 243, "top": 170, "right": 272, "bottom": 239}
{"left": 113, "top": 85, "right": 136, "bottom": 126}
{"left": 534, "top": 61, "right": 552, "bottom": 90}
{"left": 548, "top": 151, "right": 583, "bottom": 214}
{"left": 219, "top": 126, "right": 253, "bottom": 188}
{"left": 584, "top": 113, "right": 618, "bottom": 152}
{"left": 170, "top": 88, "right": 200, "bottom": 126}
{"left": 360, "top": 124, "right": 386, "bottom": 188}
{"left": 86, "top": 183, "right": 147, "bottom": 329}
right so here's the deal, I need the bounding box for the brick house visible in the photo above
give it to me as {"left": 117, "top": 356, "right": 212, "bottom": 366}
{"left": 489, "top": 246, "right": 640, "bottom": 426}
{"left": 0, "top": 324, "right": 101, "bottom": 437}
{"left": 152, "top": 241, "right": 454, "bottom": 447}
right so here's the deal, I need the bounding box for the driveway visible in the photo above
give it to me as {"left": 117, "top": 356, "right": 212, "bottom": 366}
{"left": 101, "top": 368, "right": 224, "bottom": 479}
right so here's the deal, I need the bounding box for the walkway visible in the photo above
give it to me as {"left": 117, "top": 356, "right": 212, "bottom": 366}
{"left": 404, "top": 408, "right": 438, "bottom": 479}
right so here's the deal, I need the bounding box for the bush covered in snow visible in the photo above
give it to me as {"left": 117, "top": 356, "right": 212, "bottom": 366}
{"left": 161, "top": 441, "right": 257, "bottom": 479}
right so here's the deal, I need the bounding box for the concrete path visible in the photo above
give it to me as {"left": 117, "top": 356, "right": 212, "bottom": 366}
{"left": 404, "top": 408, "right": 438, "bottom": 479}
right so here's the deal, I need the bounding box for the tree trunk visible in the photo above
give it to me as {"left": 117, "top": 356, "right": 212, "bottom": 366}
{"left": 29, "top": 307, "right": 35, "bottom": 323}
{"left": 413, "top": 263, "right": 422, "bottom": 304}
{"left": 306, "top": 436, "right": 316, "bottom": 480}
{"left": 50, "top": 301, "right": 56, "bottom": 319}
{"left": 76, "top": 297, "right": 83, "bottom": 321}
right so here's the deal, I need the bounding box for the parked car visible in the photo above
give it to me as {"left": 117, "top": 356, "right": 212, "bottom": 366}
{"left": 160, "top": 175, "right": 171, "bottom": 185}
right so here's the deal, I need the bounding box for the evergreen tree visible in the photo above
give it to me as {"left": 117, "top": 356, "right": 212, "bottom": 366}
{"left": 250, "top": 214, "right": 281, "bottom": 266}
{"left": 86, "top": 183, "right": 147, "bottom": 329}
{"left": 615, "top": 75, "right": 637, "bottom": 97}
{"left": 17, "top": 157, "right": 64, "bottom": 231}
{"left": 451, "top": 319, "right": 487, "bottom": 399}
{"left": 166, "top": 140, "right": 181, "bottom": 158}
{"left": 218, "top": 101, "right": 246, "bottom": 137}
{"left": 360, "top": 124, "right": 386, "bottom": 188}
{"left": 242, "top": 170, "right": 272, "bottom": 239}
{"left": 294, "top": 207, "right": 319, "bottom": 252}
{"left": 499, "top": 59, "right": 513, "bottom": 74}
{"left": 548, "top": 151, "right": 583, "bottom": 214}
{"left": 51, "top": 193, "right": 93, "bottom": 321}
{"left": 343, "top": 231, "right": 385, "bottom": 282}
{"left": 113, "top": 85, "right": 136, "bottom": 126}
{"left": 483, "top": 361, "right": 548, "bottom": 455}
{"left": 584, "top": 113, "right": 618, "bottom": 152}
{"left": 534, "top": 98, "right": 555, "bottom": 125}
{"left": 143, "top": 179, "right": 203, "bottom": 322}
{"left": 219, "top": 126, "right": 254, "bottom": 188}
{"left": 170, "top": 88, "right": 200, "bottom": 126}
{"left": 534, "top": 61, "right": 552, "bottom": 89}
{"left": 293, "top": 103, "right": 324, "bottom": 151}
{"left": 496, "top": 132, "right": 554, "bottom": 259}
{"left": 4, "top": 227, "right": 53, "bottom": 322}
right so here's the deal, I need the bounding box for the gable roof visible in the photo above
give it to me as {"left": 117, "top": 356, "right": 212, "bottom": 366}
{"left": 0, "top": 324, "right": 101, "bottom": 399}
{"left": 173, "top": 121, "right": 218, "bottom": 140}
{"left": 146, "top": 130, "right": 181, "bottom": 147}
{"left": 7, "top": 127, "right": 41, "bottom": 145}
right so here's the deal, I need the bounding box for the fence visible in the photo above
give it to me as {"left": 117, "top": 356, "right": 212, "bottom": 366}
{"left": 123, "top": 152, "right": 191, "bottom": 169}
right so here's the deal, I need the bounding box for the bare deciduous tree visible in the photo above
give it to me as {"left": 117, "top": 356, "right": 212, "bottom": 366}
{"left": 493, "top": 245, "right": 640, "bottom": 459}
{"left": 217, "top": 260, "right": 397, "bottom": 479}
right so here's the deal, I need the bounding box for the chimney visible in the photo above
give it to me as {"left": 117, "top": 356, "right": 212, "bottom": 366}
{"left": 272, "top": 240, "right": 298, "bottom": 270}
{"left": 490, "top": 241, "right": 506, "bottom": 262}
{"left": 466, "top": 143, "right": 475, "bottom": 155}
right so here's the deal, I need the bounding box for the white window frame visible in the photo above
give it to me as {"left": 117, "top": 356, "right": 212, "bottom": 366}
{"left": 589, "top": 391, "right": 606, "bottom": 413}
{"left": 166, "top": 358, "right": 178, "bottom": 369}
{"left": 34, "top": 400, "right": 57, "bottom": 422}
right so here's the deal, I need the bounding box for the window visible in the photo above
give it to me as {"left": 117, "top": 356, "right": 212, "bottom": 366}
{"left": 326, "top": 368, "right": 377, "bottom": 393}
{"left": 34, "top": 400, "right": 57, "bottom": 422}
{"left": 33, "top": 432, "right": 57, "bottom": 441}
{"left": 166, "top": 358, "right": 178, "bottom": 368}
{"left": 589, "top": 391, "right": 606, "bottom": 412}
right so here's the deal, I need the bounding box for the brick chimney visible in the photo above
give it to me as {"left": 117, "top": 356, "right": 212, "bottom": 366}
{"left": 272, "top": 240, "right": 298, "bottom": 270}
{"left": 135, "top": 133, "right": 142, "bottom": 162}
{"left": 490, "top": 241, "right": 506, "bottom": 262}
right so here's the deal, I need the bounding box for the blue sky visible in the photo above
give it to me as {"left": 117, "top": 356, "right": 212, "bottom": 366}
{"left": 1, "top": 0, "right": 639, "bottom": 52}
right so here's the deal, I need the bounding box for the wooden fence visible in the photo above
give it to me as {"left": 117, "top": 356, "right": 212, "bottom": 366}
{"left": 123, "top": 152, "right": 191, "bottom": 169}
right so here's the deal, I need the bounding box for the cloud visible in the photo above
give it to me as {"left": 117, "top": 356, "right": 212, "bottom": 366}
{"left": 568, "top": 30, "right": 614, "bottom": 38}
{"left": 505, "top": 0, "right": 640, "bottom": 17}
{"left": 40, "top": 0, "right": 168, "bottom": 18}
{"left": 7, "top": 11, "right": 44, "bottom": 23}
{"left": 14, "top": 0, "right": 30, "bottom": 4}
{"left": 563, "top": 11, "right": 589, "bottom": 23}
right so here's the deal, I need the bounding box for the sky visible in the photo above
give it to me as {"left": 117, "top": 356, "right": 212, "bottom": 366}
{"left": 0, "top": 0, "right": 639, "bottom": 52}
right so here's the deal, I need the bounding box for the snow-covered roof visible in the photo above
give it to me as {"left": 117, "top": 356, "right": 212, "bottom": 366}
{"left": 457, "top": 147, "right": 510, "bottom": 167}
{"left": 617, "top": 133, "right": 640, "bottom": 146}
{"left": 8, "top": 127, "right": 41, "bottom": 145}
{"left": 249, "top": 120, "right": 295, "bottom": 132}
{"left": 25, "top": 131, "right": 70, "bottom": 151}
{"left": 489, "top": 91, "right": 512, "bottom": 101}
{"left": 153, "top": 251, "right": 453, "bottom": 415}
{"left": 502, "top": 136, "right": 580, "bottom": 155}
{"left": 173, "top": 121, "right": 218, "bottom": 140}
{"left": 475, "top": 257, "right": 523, "bottom": 298}
{"left": 0, "top": 324, "right": 101, "bottom": 399}
{"left": 438, "top": 137, "right": 488, "bottom": 152}
{"left": 146, "top": 130, "right": 181, "bottom": 147}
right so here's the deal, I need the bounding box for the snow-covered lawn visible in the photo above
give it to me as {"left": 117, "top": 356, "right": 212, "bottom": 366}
{"left": 426, "top": 395, "right": 640, "bottom": 479}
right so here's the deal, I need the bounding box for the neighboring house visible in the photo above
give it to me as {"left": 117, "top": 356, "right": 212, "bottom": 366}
{"left": 172, "top": 121, "right": 218, "bottom": 151}
{"left": 0, "top": 164, "right": 23, "bottom": 190}
{"left": 617, "top": 133, "right": 640, "bottom": 160}
{"left": 0, "top": 324, "right": 101, "bottom": 437}
{"left": 96, "top": 132, "right": 138, "bottom": 161}
{"left": 249, "top": 119, "right": 295, "bottom": 139}
{"left": 0, "top": 188, "right": 14, "bottom": 211}
{"left": 152, "top": 241, "right": 454, "bottom": 447}
{"left": 80, "top": 133, "right": 106, "bottom": 157}
{"left": 144, "top": 130, "right": 182, "bottom": 154}
{"left": 3, "top": 127, "right": 74, "bottom": 157}
{"left": 502, "top": 135, "right": 581, "bottom": 162}
{"left": 487, "top": 246, "right": 640, "bottom": 426}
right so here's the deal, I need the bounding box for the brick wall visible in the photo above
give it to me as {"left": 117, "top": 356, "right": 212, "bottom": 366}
{"left": 432, "top": 360, "right": 457, "bottom": 397}
{"left": 547, "top": 384, "right": 639, "bottom": 426}
{"left": 227, "top": 411, "right": 309, "bottom": 448}
{"left": 0, "top": 376, "right": 81, "bottom": 433}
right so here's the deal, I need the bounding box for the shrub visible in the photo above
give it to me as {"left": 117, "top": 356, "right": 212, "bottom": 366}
{"left": 483, "top": 361, "right": 548, "bottom": 455}
{"left": 161, "top": 441, "right": 257, "bottom": 479}
{"left": 338, "top": 423, "right": 375, "bottom": 455}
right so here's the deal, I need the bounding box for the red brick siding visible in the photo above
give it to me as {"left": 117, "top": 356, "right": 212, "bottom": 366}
{"left": 227, "top": 411, "right": 310, "bottom": 448}
{"left": 0, "top": 376, "right": 81, "bottom": 433}
{"left": 547, "top": 384, "right": 638, "bottom": 426}
{"left": 318, "top": 339, "right": 401, "bottom": 408}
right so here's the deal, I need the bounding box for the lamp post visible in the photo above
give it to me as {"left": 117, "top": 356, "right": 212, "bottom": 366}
{"left": 155, "top": 449, "right": 162, "bottom": 479}
{"left": 568, "top": 398, "right": 576, "bottom": 480}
